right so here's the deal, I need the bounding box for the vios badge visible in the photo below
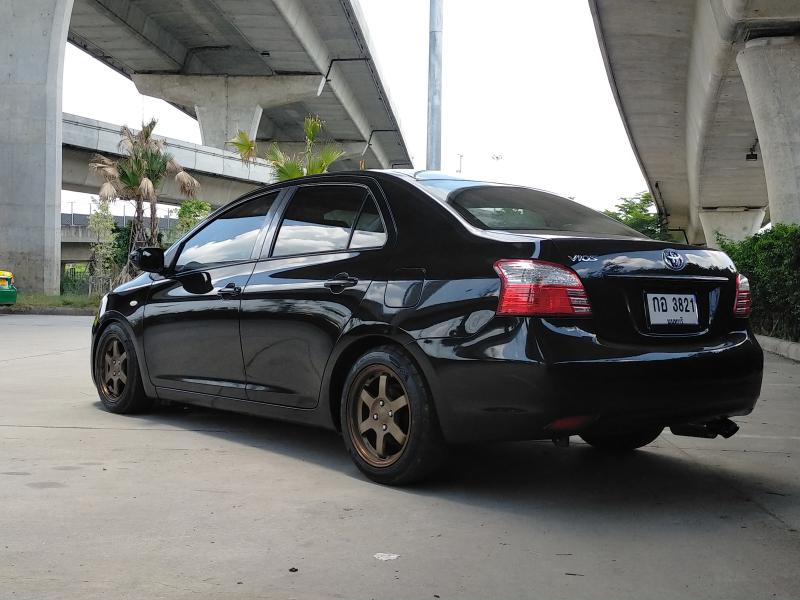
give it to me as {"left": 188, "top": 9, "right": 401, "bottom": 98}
{"left": 662, "top": 249, "right": 686, "bottom": 271}
{"left": 569, "top": 255, "right": 598, "bottom": 263}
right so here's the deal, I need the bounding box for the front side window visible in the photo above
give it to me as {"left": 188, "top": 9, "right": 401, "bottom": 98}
{"left": 174, "top": 192, "right": 278, "bottom": 272}
{"left": 272, "top": 185, "right": 385, "bottom": 257}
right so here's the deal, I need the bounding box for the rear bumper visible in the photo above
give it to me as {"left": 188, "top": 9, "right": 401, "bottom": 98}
{"left": 0, "top": 287, "right": 17, "bottom": 305}
{"left": 412, "top": 318, "right": 763, "bottom": 443}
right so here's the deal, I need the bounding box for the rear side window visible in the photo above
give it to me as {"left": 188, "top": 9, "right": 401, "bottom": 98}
{"left": 435, "top": 182, "right": 642, "bottom": 237}
{"left": 271, "top": 185, "right": 386, "bottom": 257}
{"left": 174, "top": 192, "right": 277, "bottom": 272}
{"left": 350, "top": 197, "right": 387, "bottom": 249}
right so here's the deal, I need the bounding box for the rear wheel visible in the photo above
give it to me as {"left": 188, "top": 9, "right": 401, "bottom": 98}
{"left": 580, "top": 426, "right": 663, "bottom": 452}
{"left": 94, "top": 323, "right": 152, "bottom": 414}
{"left": 341, "top": 346, "right": 445, "bottom": 485}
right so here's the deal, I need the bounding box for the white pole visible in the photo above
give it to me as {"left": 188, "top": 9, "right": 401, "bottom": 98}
{"left": 426, "top": 0, "right": 443, "bottom": 171}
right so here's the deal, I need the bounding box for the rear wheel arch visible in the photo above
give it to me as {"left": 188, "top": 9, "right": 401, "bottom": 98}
{"left": 325, "top": 332, "right": 438, "bottom": 433}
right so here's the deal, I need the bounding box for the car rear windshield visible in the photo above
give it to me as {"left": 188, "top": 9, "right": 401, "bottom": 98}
{"left": 421, "top": 180, "right": 643, "bottom": 237}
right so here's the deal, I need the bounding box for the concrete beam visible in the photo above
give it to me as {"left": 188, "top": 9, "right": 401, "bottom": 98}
{"left": 699, "top": 207, "right": 766, "bottom": 248}
{"left": 0, "top": 0, "right": 73, "bottom": 294}
{"left": 272, "top": 0, "right": 395, "bottom": 169}
{"left": 737, "top": 36, "right": 800, "bottom": 225}
{"left": 132, "top": 74, "right": 320, "bottom": 149}
{"left": 80, "top": 0, "right": 187, "bottom": 70}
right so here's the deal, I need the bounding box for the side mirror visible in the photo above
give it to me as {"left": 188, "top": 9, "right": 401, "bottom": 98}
{"left": 130, "top": 247, "right": 165, "bottom": 274}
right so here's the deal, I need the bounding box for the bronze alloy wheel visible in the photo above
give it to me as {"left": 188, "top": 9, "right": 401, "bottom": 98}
{"left": 348, "top": 365, "right": 412, "bottom": 468}
{"left": 101, "top": 337, "right": 128, "bottom": 400}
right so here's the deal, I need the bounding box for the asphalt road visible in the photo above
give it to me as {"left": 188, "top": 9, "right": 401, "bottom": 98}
{"left": 1, "top": 314, "right": 798, "bottom": 600}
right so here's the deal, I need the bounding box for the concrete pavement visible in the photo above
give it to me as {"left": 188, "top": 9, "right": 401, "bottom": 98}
{"left": 1, "top": 314, "right": 798, "bottom": 599}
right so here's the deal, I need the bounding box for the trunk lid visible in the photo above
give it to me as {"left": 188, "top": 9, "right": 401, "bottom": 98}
{"left": 543, "top": 236, "right": 738, "bottom": 342}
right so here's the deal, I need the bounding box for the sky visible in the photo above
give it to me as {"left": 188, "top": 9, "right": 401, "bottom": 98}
{"left": 62, "top": 0, "right": 646, "bottom": 215}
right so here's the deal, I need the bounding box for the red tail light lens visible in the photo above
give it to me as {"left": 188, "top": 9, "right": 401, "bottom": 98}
{"left": 733, "top": 274, "right": 751, "bottom": 317}
{"left": 493, "top": 259, "right": 592, "bottom": 317}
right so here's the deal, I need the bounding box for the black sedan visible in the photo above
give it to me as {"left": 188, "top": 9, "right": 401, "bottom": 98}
{"left": 91, "top": 171, "right": 763, "bottom": 485}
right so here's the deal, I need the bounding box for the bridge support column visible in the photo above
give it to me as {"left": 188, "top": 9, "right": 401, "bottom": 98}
{"left": 699, "top": 208, "right": 766, "bottom": 248}
{"left": 737, "top": 37, "right": 800, "bottom": 226}
{"left": 132, "top": 74, "right": 320, "bottom": 149}
{"left": 0, "top": 0, "right": 73, "bottom": 294}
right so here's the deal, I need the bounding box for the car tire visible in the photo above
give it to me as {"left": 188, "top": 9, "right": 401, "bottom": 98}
{"left": 93, "top": 322, "right": 153, "bottom": 414}
{"left": 341, "top": 345, "right": 446, "bottom": 485}
{"left": 580, "top": 426, "right": 663, "bottom": 452}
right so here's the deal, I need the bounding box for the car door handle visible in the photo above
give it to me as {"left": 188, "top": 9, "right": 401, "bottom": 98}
{"left": 324, "top": 273, "right": 359, "bottom": 292}
{"left": 217, "top": 282, "right": 242, "bottom": 298}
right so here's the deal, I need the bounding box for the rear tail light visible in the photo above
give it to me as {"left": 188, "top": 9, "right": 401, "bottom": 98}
{"left": 493, "top": 259, "right": 592, "bottom": 317}
{"left": 733, "top": 274, "right": 751, "bottom": 317}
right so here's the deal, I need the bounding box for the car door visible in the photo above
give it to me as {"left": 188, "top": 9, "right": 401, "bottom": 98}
{"left": 240, "top": 181, "right": 391, "bottom": 408}
{"left": 143, "top": 191, "right": 282, "bottom": 398}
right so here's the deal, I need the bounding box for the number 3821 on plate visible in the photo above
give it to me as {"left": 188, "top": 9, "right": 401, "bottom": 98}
{"left": 646, "top": 293, "right": 699, "bottom": 326}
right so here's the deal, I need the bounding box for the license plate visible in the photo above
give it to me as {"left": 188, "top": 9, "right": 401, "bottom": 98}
{"left": 646, "top": 293, "right": 698, "bottom": 326}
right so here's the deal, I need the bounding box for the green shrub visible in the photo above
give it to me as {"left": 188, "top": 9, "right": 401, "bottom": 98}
{"left": 718, "top": 224, "right": 800, "bottom": 342}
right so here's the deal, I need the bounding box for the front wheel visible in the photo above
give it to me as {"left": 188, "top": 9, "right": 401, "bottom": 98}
{"left": 93, "top": 323, "right": 152, "bottom": 414}
{"left": 341, "top": 346, "right": 446, "bottom": 485}
{"left": 580, "top": 426, "right": 663, "bottom": 452}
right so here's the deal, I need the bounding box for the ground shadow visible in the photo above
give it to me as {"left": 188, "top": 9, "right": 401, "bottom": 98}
{"left": 99, "top": 400, "right": 799, "bottom": 527}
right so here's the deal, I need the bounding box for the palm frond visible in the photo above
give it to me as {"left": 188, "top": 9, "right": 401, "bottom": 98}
{"left": 116, "top": 158, "right": 140, "bottom": 193}
{"left": 140, "top": 149, "right": 169, "bottom": 188}
{"left": 175, "top": 170, "right": 200, "bottom": 198}
{"left": 303, "top": 115, "right": 323, "bottom": 145}
{"left": 99, "top": 181, "right": 117, "bottom": 202}
{"left": 166, "top": 157, "right": 182, "bottom": 175}
{"left": 318, "top": 145, "right": 345, "bottom": 172}
{"left": 119, "top": 126, "right": 136, "bottom": 154}
{"left": 265, "top": 142, "right": 289, "bottom": 167}
{"left": 88, "top": 154, "right": 119, "bottom": 181}
{"left": 138, "top": 177, "right": 156, "bottom": 203}
{"left": 273, "top": 160, "right": 305, "bottom": 181}
{"left": 226, "top": 130, "right": 259, "bottom": 163}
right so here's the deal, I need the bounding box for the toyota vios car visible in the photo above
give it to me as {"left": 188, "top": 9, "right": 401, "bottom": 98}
{"left": 91, "top": 171, "right": 763, "bottom": 485}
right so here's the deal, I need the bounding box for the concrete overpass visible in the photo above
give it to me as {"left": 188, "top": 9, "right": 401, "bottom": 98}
{"left": 62, "top": 113, "right": 273, "bottom": 206}
{"left": 590, "top": 0, "right": 800, "bottom": 246}
{"left": 2, "top": 0, "right": 412, "bottom": 293}
{"left": 61, "top": 212, "right": 178, "bottom": 265}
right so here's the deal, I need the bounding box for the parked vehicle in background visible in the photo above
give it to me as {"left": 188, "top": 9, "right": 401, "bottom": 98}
{"left": 90, "top": 171, "right": 764, "bottom": 485}
{"left": 0, "top": 271, "right": 17, "bottom": 305}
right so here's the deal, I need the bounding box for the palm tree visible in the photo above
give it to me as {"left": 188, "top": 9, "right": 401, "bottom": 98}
{"left": 227, "top": 115, "right": 344, "bottom": 181}
{"left": 89, "top": 119, "right": 199, "bottom": 277}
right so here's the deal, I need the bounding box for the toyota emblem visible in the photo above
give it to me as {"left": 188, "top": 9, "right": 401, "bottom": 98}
{"left": 663, "top": 249, "right": 686, "bottom": 271}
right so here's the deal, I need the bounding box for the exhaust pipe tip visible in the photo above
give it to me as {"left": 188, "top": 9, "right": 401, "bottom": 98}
{"left": 670, "top": 418, "right": 739, "bottom": 439}
{"left": 709, "top": 418, "right": 739, "bottom": 439}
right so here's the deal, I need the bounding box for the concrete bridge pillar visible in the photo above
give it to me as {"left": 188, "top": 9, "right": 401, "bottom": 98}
{"left": 0, "top": 0, "right": 73, "bottom": 294}
{"left": 699, "top": 208, "right": 766, "bottom": 248}
{"left": 737, "top": 37, "right": 800, "bottom": 226}
{"left": 132, "top": 74, "right": 320, "bottom": 149}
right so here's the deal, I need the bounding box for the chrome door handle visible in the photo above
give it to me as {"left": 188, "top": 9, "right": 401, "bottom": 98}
{"left": 324, "top": 273, "right": 359, "bottom": 292}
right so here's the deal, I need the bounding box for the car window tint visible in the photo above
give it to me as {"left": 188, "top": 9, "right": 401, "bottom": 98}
{"left": 350, "top": 196, "right": 387, "bottom": 249}
{"left": 175, "top": 192, "right": 277, "bottom": 272}
{"left": 422, "top": 180, "right": 643, "bottom": 237}
{"left": 272, "top": 185, "right": 367, "bottom": 257}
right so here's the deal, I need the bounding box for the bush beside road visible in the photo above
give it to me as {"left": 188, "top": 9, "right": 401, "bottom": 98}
{"left": 0, "top": 293, "right": 98, "bottom": 315}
